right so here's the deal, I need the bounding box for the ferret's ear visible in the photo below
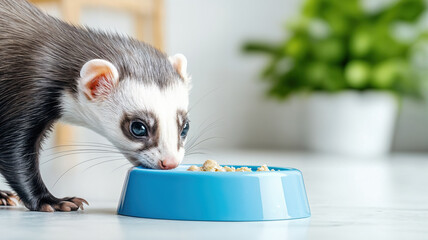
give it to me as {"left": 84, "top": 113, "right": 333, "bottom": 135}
{"left": 79, "top": 59, "right": 119, "bottom": 100}
{"left": 169, "top": 54, "right": 190, "bottom": 83}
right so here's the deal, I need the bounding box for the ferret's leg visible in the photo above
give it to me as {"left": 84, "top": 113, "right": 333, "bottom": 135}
{"left": 0, "top": 190, "right": 18, "bottom": 206}
{"left": 0, "top": 122, "right": 88, "bottom": 212}
{"left": 2, "top": 146, "right": 88, "bottom": 212}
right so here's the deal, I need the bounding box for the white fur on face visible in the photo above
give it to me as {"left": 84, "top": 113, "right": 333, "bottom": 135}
{"left": 116, "top": 80, "right": 189, "bottom": 168}
{"left": 60, "top": 79, "right": 190, "bottom": 169}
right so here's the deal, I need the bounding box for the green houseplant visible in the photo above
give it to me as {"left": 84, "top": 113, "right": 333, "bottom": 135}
{"left": 243, "top": 0, "right": 428, "bottom": 156}
{"left": 243, "top": 0, "right": 427, "bottom": 99}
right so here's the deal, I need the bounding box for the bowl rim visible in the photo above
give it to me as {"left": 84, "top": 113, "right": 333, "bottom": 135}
{"left": 129, "top": 164, "right": 302, "bottom": 177}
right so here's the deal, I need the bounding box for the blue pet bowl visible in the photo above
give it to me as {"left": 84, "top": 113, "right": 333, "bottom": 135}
{"left": 117, "top": 164, "right": 310, "bottom": 221}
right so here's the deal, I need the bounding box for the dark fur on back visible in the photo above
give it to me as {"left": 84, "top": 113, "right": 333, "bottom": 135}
{"left": 0, "top": 0, "right": 179, "bottom": 210}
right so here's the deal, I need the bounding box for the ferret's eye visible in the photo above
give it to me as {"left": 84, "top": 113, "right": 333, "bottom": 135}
{"left": 130, "top": 120, "right": 148, "bottom": 138}
{"left": 181, "top": 122, "right": 190, "bottom": 138}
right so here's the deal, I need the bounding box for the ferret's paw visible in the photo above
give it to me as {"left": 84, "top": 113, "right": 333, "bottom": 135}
{"left": 39, "top": 197, "right": 89, "bottom": 212}
{"left": 0, "top": 190, "right": 19, "bottom": 206}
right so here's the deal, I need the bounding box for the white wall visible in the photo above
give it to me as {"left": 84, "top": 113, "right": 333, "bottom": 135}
{"left": 165, "top": 0, "right": 305, "bottom": 151}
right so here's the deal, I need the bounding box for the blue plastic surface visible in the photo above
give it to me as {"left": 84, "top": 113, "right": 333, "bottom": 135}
{"left": 117, "top": 164, "right": 311, "bottom": 221}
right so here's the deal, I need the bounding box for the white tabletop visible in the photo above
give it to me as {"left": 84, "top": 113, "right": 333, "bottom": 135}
{"left": 1, "top": 150, "right": 427, "bottom": 240}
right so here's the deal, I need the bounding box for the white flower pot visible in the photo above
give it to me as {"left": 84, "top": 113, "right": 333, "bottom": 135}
{"left": 303, "top": 91, "right": 397, "bottom": 157}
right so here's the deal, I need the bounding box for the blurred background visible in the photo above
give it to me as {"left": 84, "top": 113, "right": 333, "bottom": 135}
{"left": 1, "top": 0, "right": 428, "bottom": 203}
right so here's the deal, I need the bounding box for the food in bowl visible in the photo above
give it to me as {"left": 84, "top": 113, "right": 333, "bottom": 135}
{"left": 187, "top": 160, "right": 274, "bottom": 172}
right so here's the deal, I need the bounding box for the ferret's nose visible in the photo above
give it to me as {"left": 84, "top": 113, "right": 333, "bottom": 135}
{"left": 159, "top": 156, "right": 179, "bottom": 170}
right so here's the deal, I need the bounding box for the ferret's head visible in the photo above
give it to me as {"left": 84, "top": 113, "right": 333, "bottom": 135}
{"left": 65, "top": 53, "right": 190, "bottom": 170}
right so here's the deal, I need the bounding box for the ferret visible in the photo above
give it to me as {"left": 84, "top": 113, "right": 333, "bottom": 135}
{"left": 0, "top": 0, "right": 191, "bottom": 212}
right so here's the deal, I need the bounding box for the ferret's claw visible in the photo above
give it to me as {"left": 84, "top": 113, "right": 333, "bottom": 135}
{"left": 40, "top": 204, "right": 55, "bottom": 212}
{"left": 39, "top": 197, "right": 88, "bottom": 212}
{"left": 37, "top": 197, "right": 89, "bottom": 212}
{"left": 65, "top": 197, "right": 89, "bottom": 210}
{"left": 0, "top": 190, "right": 19, "bottom": 207}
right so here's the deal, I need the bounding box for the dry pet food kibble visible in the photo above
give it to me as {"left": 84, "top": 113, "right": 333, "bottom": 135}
{"left": 187, "top": 160, "right": 275, "bottom": 172}
{"left": 187, "top": 165, "right": 202, "bottom": 171}
{"left": 202, "top": 159, "right": 220, "bottom": 172}
{"left": 236, "top": 167, "right": 252, "bottom": 172}
{"left": 257, "top": 164, "right": 276, "bottom": 172}
{"left": 223, "top": 166, "right": 236, "bottom": 172}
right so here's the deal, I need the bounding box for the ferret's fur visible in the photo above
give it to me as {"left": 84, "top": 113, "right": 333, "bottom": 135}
{"left": 0, "top": 0, "right": 190, "bottom": 211}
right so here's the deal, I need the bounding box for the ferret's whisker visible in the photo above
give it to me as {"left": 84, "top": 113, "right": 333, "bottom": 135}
{"left": 45, "top": 144, "right": 118, "bottom": 151}
{"left": 194, "top": 116, "right": 222, "bottom": 135}
{"left": 185, "top": 121, "right": 220, "bottom": 152}
{"left": 78, "top": 141, "right": 113, "bottom": 146}
{"left": 51, "top": 155, "right": 125, "bottom": 188}
{"left": 41, "top": 150, "right": 124, "bottom": 165}
{"left": 64, "top": 142, "right": 132, "bottom": 152}
{"left": 186, "top": 125, "right": 222, "bottom": 150}
{"left": 40, "top": 145, "right": 137, "bottom": 161}
{"left": 109, "top": 162, "right": 133, "bottom": 174}
{"left": 43, "top": 148, "right": 124, "bottom": 158}
{"left": 52, "top": 146, "right": 132, "bottom": 155}
{"left": 184, "top": 151, "right": 207, "bottom": 157}
{"left": 186, "top": 112, "right": 221, "bottom": 140}
{"left": 188, "top": 87, "right": 220, "bottom": 113}
{"left": 186, "top": 136, "right": 224, "bottom": 154}
{"left": 192, "top": 115, "right": 218, "bottom": 134}
{"left": 21, "top": 146, "right": 130, "bottom": 160}
{"left": 69, "top": 141, "right": 116, "bottom": 147}
{"left": 185, "top": 146, "right": 209, "bottom": 156}
{"left": 40, "top": 142, "right": 135, "bottom": 155}
{"left": 82, "top": 158, "right": 126, "bottom": 173}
